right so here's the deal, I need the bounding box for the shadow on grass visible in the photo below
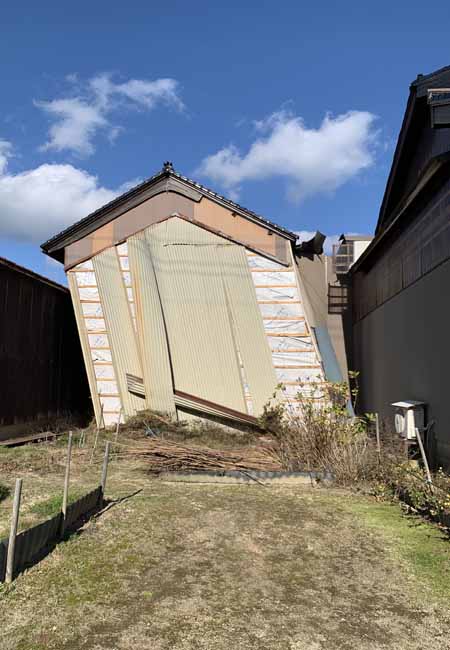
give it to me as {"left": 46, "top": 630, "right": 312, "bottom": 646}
{"left": 1, "top": 488, "right": 143, "bottom": 582}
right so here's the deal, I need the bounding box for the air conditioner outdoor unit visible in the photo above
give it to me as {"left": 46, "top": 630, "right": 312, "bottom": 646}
{"left": 391, "top": 401, "right": 425, "bottom": 440}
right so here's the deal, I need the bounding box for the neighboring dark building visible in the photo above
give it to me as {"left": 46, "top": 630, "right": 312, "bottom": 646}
{"left": 0, "top": 257, "right": 91, "bottom": 439}
{"left": 350, "top": 65, "right": 450, "bottom": 468}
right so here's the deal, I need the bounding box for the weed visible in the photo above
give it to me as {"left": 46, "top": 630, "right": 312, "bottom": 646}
{"left": 30, "top": 490, "right": 84, "bottom": 518}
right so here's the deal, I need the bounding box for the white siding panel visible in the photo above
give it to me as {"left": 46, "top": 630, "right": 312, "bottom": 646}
{"left": 91, "top": 349, "right": 113, "bottom": 363}
{"left": 88, "top": 333, "right": 109, "bottom": 348}
{"left": 85, "top": 318, "right": 106, "bottom": 332}
{"left": 93, "top": 247, "right": 146, "bottom": 416}
{"left": 78, "top": 287, "right": 100, "bottom": 301}
{"left": 252, "top": 271, "right": 296, "bottom": 286}
{"left": 82, "top": 303, "right": 103, "bottom": 317}
{"left": 94, "top": 365, "right": 115, "bottom": 379}
{"left": 259, "top": 303, "right": 303, "bottom": 318}
{"left": 255, "top": 287, "right": 297, "bottom": 301}
{"left": 75, "top": 271, "right": 97, "bottom": 286}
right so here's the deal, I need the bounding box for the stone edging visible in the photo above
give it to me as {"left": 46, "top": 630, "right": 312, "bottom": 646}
{"left": 158, "top": 469, "right": 334, "bottom": 485}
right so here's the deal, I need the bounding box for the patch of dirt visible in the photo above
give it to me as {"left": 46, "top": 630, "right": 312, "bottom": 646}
{"left": 0, "top": 434, "right": 449, "bottom": 650}
{"left": 1, "top": 480, "right": 449, "bottom": 650}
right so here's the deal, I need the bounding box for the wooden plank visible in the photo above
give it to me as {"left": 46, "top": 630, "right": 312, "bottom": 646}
{"left": 262, "top": 316, "right": 305, "bottom": 321}
{"left": 253, "top": 284, "right": 297, "bottom": 288}
{"left": 257, "top": 300, "right": 301, "bottom": 304}
{"left": 274, "top": 365, "right": 321, "bottom": 369}
{"left": 0, "top": 431, "right": 58, "bottom": 447}
{"left": 265, "top": 332, "right": 308, "bottom": 337}
{"left": 97, "top": 393, "right": 121, "bottom": 397}
{"left": 282, "top": 381, "right": 326, "bottom": 386}
{"left": 250, "top": 268, "right": 293, "bottom": 273}
{"left": 271, "top": 347, "right": 312, "bottom": 352}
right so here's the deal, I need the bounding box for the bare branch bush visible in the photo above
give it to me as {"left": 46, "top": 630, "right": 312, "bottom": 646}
{"left": 259, "top": 375, "right": 402, "bottom": 485}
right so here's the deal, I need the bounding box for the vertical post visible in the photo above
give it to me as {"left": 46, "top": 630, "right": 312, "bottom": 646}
{"left": 375, "top": 413, "right": 381, "bottom": 456}
{"left": 114, "top": 407, "right": 123, "bottom": 442}
{"left": 61, "top": 432, "right": 73, "bottom": 535}
{"left": 101, "top": 441, "right": 111, "bottom": 505}
{"left": 90, "top": 403, "right": 104, "bottom": 464}
{"left": 416, "top": 428, "right": 433, "bottom": 489}
{"left": 5, "top": 478, "right": 23, "bottom": 584}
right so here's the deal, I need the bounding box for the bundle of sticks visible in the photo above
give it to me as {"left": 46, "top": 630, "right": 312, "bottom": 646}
{"left": 114, "top": 438, "right": 281, "bottom": 472}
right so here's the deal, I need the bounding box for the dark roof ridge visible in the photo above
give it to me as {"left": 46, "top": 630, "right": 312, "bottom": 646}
{"left": 411, "top": 64, "right": 450, "bottom": 88}
{"left": 0, "top": 256, "right": 68, "bottom": 292}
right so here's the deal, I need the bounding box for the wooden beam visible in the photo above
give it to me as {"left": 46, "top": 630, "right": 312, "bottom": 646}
{"left": 262, "top": 316, "right": 305, "bottom": 321}
{"left": 274, "top": 365, "right": 321, "bottom": 369}
{"left": 254, "top": 284, "right": 297, "bottom": 288}
{"left": 251, "top": 268, "right": 293, "bottom": 273}
{"left": 257, "top": 300, "right": 301, "bottom": 304}
{"left": 265, "top": 332, "right": 308, "bottom": 337}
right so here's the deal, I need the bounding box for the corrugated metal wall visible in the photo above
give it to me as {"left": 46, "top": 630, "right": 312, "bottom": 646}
{"left": 0, "top": 259, "right": 90, "bottom": 435}
{"left": 127, "top": 231, "right": 176, "bottom": 414}
{"left": 93, "top": 248, "right": 146, "bottom": 417}
{"left": 67, "top": 216, "right": 327, "bottom": 427}
{"left": 146, "top": 218, "right": 248, "bottom": 412}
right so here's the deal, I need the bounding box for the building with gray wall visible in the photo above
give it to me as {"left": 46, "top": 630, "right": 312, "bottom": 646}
{"left": 350, "top": 65, "right": 450, "bottom": 468}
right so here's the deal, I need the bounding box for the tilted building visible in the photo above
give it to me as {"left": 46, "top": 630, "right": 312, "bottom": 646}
{"left": 42, "top": 163, "right": 342, "bottom": 428}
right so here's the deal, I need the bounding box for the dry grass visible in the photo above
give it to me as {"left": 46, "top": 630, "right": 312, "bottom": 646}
{"left": 1, "top": 477, "right": 450, "bottom": 649}
{"left": 118, "top": 409, "right": 262, "bottom": 449}
{"left": 0, "top": 428, "right": 450, "bottom": 649}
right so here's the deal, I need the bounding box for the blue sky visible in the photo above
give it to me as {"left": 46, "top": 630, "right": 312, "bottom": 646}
{"left": 1, "top": 0, "right": 450, "bottom": 285}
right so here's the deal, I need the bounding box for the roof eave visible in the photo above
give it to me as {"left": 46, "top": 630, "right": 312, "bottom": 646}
{"left": 41, "top": 167, "right": 297, "bottom": 259}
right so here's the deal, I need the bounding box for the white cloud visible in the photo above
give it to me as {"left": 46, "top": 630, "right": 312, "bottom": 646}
{"left": 36, "top": 74, "right": 184, "bottom": 157}
{"left": 90, "top": 75, "right": 184, "bottom": 111}
{"left": 0, "top": 148, "right": 123, "bottom": 242}
{"left": 198, "top": 109, "right": 378, "bottom": 201}
{"left": 0, "top": 140, "right": 12, "bottom": 174}
{"left": 36, "top": 98, "right": 108, "bottom": 156}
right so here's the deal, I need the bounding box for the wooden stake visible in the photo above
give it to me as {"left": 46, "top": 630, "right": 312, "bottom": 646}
{"left": 115, "top": 407, "right": 123, "bottom": 442}
{"left": 61, "top": 432, "right": 73, "bottom": 534}
{"left": 375, "top": 413, "right": 381, "bottom": 455}
{"left": 101, "top": 442, "right": 111, "bottom": 503}
{"left": 90, "top": 403, "right": 104, "bottom": 464}
{"left": 5, "top": 478, "right": 22, "bottom": 583}
{"left": 416, "top": 428, "right": 433, "bottom": 489}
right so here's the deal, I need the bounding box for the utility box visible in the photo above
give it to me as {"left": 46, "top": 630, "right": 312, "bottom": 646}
{"left": 391, "top": 401, "right": 425, "bottom": 440}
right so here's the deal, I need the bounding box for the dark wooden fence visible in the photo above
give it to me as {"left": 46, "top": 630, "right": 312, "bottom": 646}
{"left": 0, "top": 257, "right": 91, "bottom": 438}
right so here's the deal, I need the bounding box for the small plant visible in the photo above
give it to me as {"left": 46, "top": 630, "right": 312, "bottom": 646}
{"left": 30, "top": 490, "right": 84, "bottom": 518}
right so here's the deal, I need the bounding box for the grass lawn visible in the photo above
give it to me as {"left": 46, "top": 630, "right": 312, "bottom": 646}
{"left": 0, "top": 436, "right": 449, "bottom": 649}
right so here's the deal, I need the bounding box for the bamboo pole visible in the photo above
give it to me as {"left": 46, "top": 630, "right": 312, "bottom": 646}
{"left": 5, "top": 479, "right": 22, "bottom": 583}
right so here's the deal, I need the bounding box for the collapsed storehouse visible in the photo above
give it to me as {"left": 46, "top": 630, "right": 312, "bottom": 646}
{"left": 350, "top": 65, "right": 450, "bottom": 468}
{"left": 0, "top": 257, "right": 90, "bottom": 440}
{"left": 42, "top": 162, "right": 344, "bottom": 428}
